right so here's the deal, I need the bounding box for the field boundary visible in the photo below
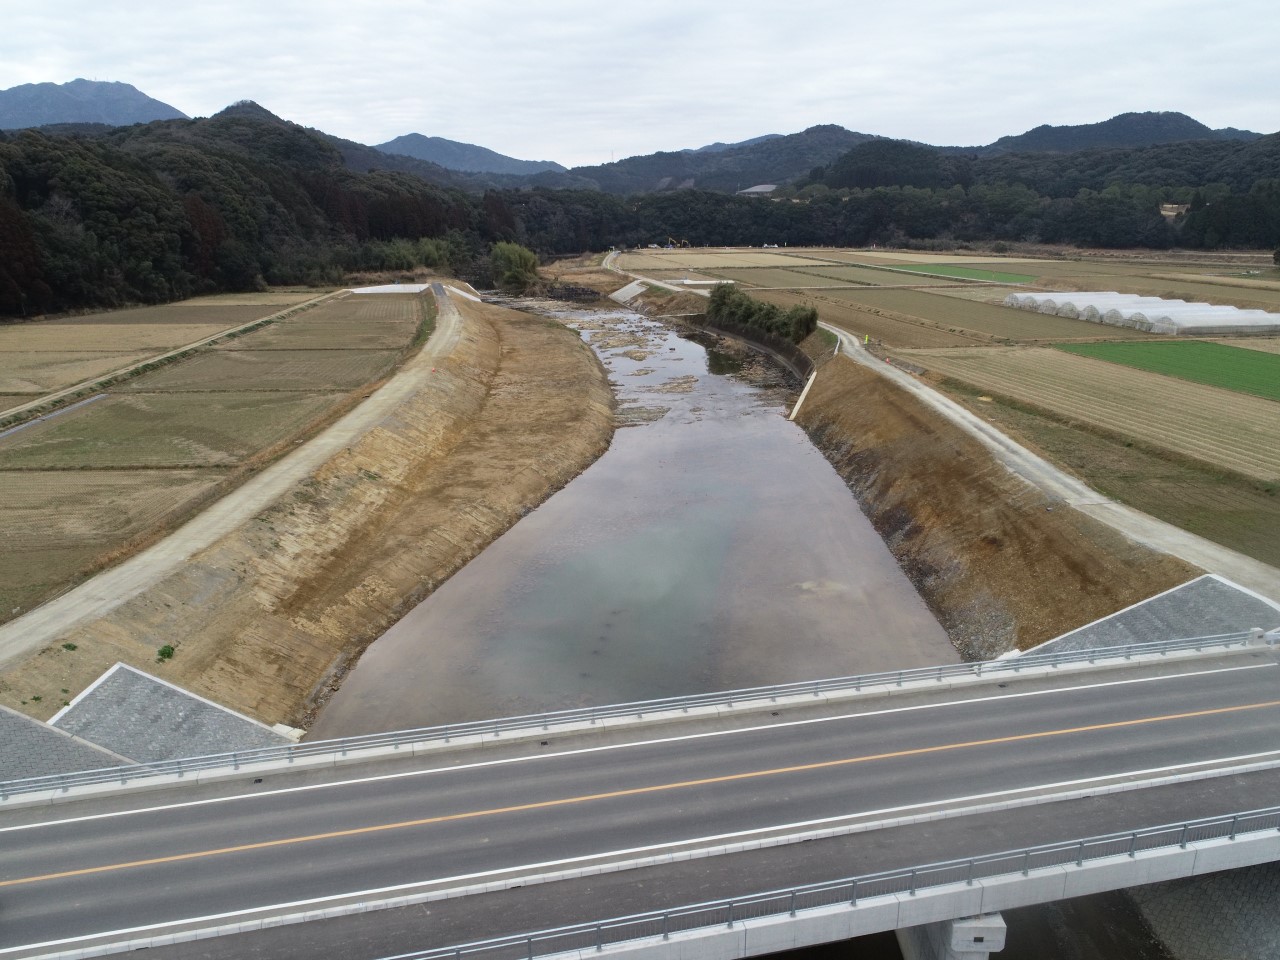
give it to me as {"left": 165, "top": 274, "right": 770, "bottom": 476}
{"left": 0, "top": 292, "right": 340, "bottom": 431}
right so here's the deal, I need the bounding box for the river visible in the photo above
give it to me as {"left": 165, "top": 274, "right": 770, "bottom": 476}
{"left": 310, "top": 301, "right": 955, "bottom": 737}
{"left": 307, "top": 299, "right": 1173, "bottom": 960}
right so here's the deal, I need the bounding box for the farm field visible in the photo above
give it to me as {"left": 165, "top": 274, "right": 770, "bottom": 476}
{"left": 0, "top": 391, "right": 344, "bottom": 468}
{"left": 0, "top": 469, "right": 224, "bottom": 619}
{"left": 904, "top": 347, "right": 1280, "bottom": 481}
{"left": 703, "top": 267, "right": 854, "bottom": 288}
{"left": 827, "top": 288, "right": 1153, "bottom": 341}
{"left": 0, "top": 293, "right": 330, "bottom": 403}
{"left": 615, "top": 251, "right": 824, "bottom": 270}
{"left": 792, "top": 264, "right": 954, "bottom": 286}
{"left": 0, "top": 323, "right": 235, "bottom": 353}
{"left": 0, "top": 351, "right": 151, "bottom": 394}
{"left": 756, "top": 290, "right": 981, "bottom": 348}
{"left": 123, "top": 349, "right": 402, "bottom": 392}
{"left": 817, "top": 250, "right": 1050, "bottom": 265}
{"left": 1037, "top": 273, "right": 1280, "bottom": 312}
{"left": 1218, "top": 337, "right": 1280, "bottom": 355}
{"left": 940, "top": 380, "right": 1280, "bottom": 569}
{"left": 931, "top": 285, "right": 1030, "bottom": 304}
{"left": 1055, "top": 341, "right": 1280, "bottom": 402}
{"left": 887, "top": 263, "right": 1036, "bottom": 284}
{"left": 0, "top": 287, "right": 429, "bottom": 628}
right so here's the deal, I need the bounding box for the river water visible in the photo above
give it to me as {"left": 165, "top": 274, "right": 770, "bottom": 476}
{"left": 307, "top": 301, "right": 1173, "bottom": 960}
{"left": 310, "top": 303, "right": 955, "bottom": 737}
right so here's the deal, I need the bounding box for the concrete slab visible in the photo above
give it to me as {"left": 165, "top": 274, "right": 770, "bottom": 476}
{"left": 1032, "top": 575, "right": 1280, "bottom": 654}
{"left": 0, "top": 703, "right": 126, "bottom": 781}
{"left": 49, "top": 662, "right": 290, "bottom": 763}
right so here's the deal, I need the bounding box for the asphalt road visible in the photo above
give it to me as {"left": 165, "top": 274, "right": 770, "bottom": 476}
{"left": 2, "top": 656, "right": 1278, "bottom": 955}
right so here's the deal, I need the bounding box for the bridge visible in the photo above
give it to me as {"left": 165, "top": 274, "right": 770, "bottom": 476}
{"left": 2, "top": 634, "right": 1279, "bottom": 960}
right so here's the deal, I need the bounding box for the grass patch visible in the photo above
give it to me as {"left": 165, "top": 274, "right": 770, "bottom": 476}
{"left": 1054, "top": 340, "right": 1280, "bottom": 402}
{"left": 889, "top": 264, "right": 1036, "bottom": 284}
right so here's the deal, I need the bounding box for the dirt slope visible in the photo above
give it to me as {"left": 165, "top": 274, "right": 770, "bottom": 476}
{"left": 0, "top": 297, "right": 613, "bottom": 725}
{"left": 796, "top": 355, "right": 1196, "bottom": 656}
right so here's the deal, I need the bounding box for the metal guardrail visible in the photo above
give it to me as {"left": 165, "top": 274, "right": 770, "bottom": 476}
{"left": 0, "top": 631, "right": 1262, "bottom": 800}
{"left": 383, "top": 805, "right": 1280, "bottom": 960}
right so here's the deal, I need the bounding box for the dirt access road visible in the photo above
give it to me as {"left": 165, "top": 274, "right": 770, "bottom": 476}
{"left": 0, "top": 287, "right": 614, "bottom": 725}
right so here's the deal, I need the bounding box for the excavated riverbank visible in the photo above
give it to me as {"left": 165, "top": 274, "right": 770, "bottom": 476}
{"left": 1, "top": 296, "right": 614, "bottom": 726}
{"left": 795, "top": 352, "right": 1197, "bottom": 656}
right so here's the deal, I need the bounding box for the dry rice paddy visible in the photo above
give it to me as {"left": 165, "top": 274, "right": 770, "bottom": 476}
{"left": 904, "top": 347, "right": 1280, "bottom": 481}
{"left": 0, "top": 469, "right": 224, "bottom": 617}
{"left": 0, "top": 391, "right": 344, "bottom": 468}
{"left": 122, "top": 349, "right": 401, "bottom": 392}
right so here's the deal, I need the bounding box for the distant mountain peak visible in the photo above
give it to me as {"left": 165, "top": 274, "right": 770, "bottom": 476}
{"left": 978, "top": 111, "right": 1260, "bottom": 154}
{"left": 375, "top": 133, "right": 565, "bottom": 176}
{"left": 0, "top": 78, "right": 186, "bottom": 129}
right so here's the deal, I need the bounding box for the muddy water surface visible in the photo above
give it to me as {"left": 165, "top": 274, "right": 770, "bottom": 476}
{"left": 310, "top": 304, "right": 955, "bottom": 737}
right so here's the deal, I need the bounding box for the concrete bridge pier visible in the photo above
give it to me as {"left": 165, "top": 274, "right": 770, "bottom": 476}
{"left": 897, "top": 914, "right": 1007, "bottom": 960}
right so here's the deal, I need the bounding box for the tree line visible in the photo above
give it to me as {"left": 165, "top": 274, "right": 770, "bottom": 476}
{"left": 2, "top": 112, "right": 1278, "bottom": 318}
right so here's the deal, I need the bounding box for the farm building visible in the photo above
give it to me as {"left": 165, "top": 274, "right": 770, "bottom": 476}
{"left": 1003, "top": 292, "right": 1280, "bottom": 336}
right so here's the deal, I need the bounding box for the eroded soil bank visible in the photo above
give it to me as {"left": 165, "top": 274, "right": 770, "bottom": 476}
{"left": 0, "top": 296, "right": 614, "bottom": 725}
{"left": 795, "top": 352, "right": 1197, "bottom": 656}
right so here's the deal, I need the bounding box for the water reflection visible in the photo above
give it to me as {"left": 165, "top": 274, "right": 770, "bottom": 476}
{"left": 310, "top": 304, "right": 955, "bottom": 738}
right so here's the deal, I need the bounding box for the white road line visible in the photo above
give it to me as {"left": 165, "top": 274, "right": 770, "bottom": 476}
{"left": 4, "top": 661, "right": 1272, "bottom": 834}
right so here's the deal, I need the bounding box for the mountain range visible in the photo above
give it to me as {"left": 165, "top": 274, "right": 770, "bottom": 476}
{"left": 0, "top": 80, "right": 1267, "bottom": 197}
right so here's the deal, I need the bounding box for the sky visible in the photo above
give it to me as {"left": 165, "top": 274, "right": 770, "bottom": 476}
{"left": 2, "top": 0, "right": 1276, "bottom": 168}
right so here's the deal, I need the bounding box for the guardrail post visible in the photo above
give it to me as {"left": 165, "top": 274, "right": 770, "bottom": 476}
{"left": 595, "top": 923, "right": 602, "bottom": 950}
{"left": 663, "top": 912, "right": 671, "bottom": 939}
{"left": 1077, "top": 841, "right": 1085, "bottom": 867}
{"left": 232, "top": 752, "right": 239, "bottom": 771}
{"left": 966, "top": 859, "right": 975, "bottom": 885}
{"left": 850, "top": 879, "right": 858, "bottom": 905}
{"left": 1022, "top": 850, "right": 1031, "bottom": 875}
{"left": 726, "top": 902, "right": 735, "bottom": 927}
{"left": 909, "top": 869, "right": 918, "bottom": 894}
{"left": 897, "top": 671, "right": 903, "bottom": 688}
{"left": 1179, "top": 825, "right": 1189, "bottom": 849}
{"left": 1128, "top": 833, "right": 1138, "bottom": 857}
{"left": 789, "top": 891, "right": 797, "bottom": 916}
{"left": 527, "top": 936, "right": 534, "bottom": 959}
{"left": 1230, "top": 816, "right": 1239, "bottom": 840}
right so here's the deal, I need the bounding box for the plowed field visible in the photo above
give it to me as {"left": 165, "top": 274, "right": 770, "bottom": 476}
{"left": 904, "top": 347, "right": 1280, "bottom": 480}
{"left": 828, "top": 289, "right": 1152, "bottom": 340}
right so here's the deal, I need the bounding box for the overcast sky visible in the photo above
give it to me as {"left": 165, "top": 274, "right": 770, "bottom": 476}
{"left": 2, "top": 0, "right": 1276, "bottom": 168}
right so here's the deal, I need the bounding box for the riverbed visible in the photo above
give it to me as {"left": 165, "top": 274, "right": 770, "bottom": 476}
{"left": 309, "top": 303, "right": 956, "bottom": 738}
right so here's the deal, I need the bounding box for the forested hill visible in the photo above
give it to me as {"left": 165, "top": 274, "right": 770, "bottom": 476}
{"left": 375, "top": 133, "right": 566, "bottom": 176}
{"left": 955, "top": 111, "right": 1261, "bottom": 156}
{"left": 2, "top": 105, "right": 1279, "bottom": 319}
{"left": 567, "top": 125, "right": 878, "bottom": 193}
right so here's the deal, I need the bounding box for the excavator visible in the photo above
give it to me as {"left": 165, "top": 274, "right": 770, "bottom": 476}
{"left": 665, "top": 236, "right": 691, "bottom": 248}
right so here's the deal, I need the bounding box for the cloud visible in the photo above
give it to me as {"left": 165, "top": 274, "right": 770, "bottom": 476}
{"left": 1, "top": 0, "right": 1275, "bottom": 167}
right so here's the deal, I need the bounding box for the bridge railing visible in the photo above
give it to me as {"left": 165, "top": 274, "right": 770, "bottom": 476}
{"left": 0, "top": 630, "right": 1261, "bottom": 801}
{"left": 379, "top": 805, "right": 1280, "bottom": 960}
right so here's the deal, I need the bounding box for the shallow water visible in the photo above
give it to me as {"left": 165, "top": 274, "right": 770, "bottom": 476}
{"left": 310, "top": 304, "right": 955, "bottom": 737}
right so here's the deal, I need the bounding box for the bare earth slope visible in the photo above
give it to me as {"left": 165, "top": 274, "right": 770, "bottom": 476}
{"left": 796, "top": 353, "right": 1197, "bottom": 655}
{"left": 0, "top": 294, "right": 614, "bottom": 725}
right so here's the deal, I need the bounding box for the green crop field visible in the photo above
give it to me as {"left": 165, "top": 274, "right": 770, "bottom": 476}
{"left": 887, "top": 264, "right": 1036, "bottom": 284}
{"left": 1055, "top": 341, "right": 1280, "bottom": 402}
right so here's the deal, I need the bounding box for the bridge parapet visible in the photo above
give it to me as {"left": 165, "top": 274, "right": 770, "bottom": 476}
{"left": 370, "top": 806, "right": 1280, "bottom": 960}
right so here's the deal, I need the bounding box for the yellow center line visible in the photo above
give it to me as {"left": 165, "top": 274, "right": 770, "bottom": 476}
{"left": 5, "top": 697, "right": 1278, "bottom": 889}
